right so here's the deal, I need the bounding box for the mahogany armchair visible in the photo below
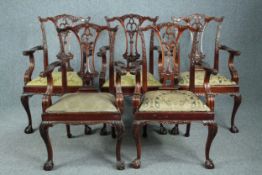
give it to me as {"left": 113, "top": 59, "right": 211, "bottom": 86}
{"left": 169, "top": 14, "right": 241, "bottom": 136}
{"left": 21, "top": 14, "right": 92, "bottom": 136}
{"left": 131, "top": 22, "right": 218, "bottom": 169}
{"left": 39, "top": 22, "right": 126, "bottom": 170}
{"left": 98, "top": 14, "right": 161, "bottom": 94}
{"left": 97, "top": 14, "right": 162, "bottom": 135}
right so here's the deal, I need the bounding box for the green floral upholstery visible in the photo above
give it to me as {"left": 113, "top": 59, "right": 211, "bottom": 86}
{"left": 179, "top": 71, "right": 236, "bottom": 86}
{"left": 26, "top": 72, "right": 82, "bottom": 87}
{"left": 46, "top": 92, "right": 118, "bottom": 113}
{"left": 139, "top": 90, "right": 210, "bottom": 112}
{"left": 102, "top": 72, "right": 161, "bottom": 87}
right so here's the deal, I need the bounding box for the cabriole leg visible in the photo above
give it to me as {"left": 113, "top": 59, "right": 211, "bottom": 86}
{"left": 21, "top": 94, "right": 34, "bottom": 134}
{"left": 66, "top": 125, "right": 72, "bottom": 138}
{"left": 114, "top": 122, "right": 125, "bottom": 170}
{"left": 204, "top": 122, "right": 218, "bottom": 169}
{"left": 159, "top": 123, "right": 167, "bottom": 135}
{"left": 131, "top": 122, "right": 142, "bottom": 169}
{"left": 39, "top": 123, "right": 54, "bottom": 171}
{"left": 100, "top": 123, "right": 109, "bottom": 136}
{"left": 170, "top": 124, "right": 179, "bottom": 135}
{"left": 84, "top": 125, "right": 92, "bottom": 135}
{"left": 184, "top": 123, "right": 191, "bottom": 137}
{"left": 230, "top": 94, "right": 242, "bottom": 133}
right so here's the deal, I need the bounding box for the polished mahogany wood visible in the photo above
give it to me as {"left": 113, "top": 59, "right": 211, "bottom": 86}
{"left": 170, "top": 14, "right": 241, "bottom": 135}
{"left": 39, "top": 22, "right": 125, "bottom": 170}
{"left": 98, "top": 14, "right": 159, "bottom": 95}
{"left": 131, "top": 22, "right": 218, "bottom": 169}
{"left": 21, "top": 14, "right": 90, "bottom": 134}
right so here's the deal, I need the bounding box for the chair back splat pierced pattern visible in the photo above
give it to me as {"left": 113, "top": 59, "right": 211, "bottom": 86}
{"left": 39, "top": 14, "right": 91, "bottom": 71}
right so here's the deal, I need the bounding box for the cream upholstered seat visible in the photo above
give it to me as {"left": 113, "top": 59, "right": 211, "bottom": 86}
{"left": 139, "top": 90, "right": 210, "bottom": 112}
{"left": 179, "top": 70, "right": 236, "bottom": 86}
{"left": 26, "top": 72, "right": 83, "bottom": 87}
{"left": 46, "top": 92, "right": 118, "bottom": 113}
{"left": 102, "top": 72, "right": 161, "bottom": 87}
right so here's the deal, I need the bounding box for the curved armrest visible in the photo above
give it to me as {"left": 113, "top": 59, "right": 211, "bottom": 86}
{"left": 114, "top": 62, "right": 126, "bottom": 113}
{"left": 23, "top": 45, "right": 43, "bottom": 56}
{"left": 130, "top": 60, "right": 143, "bottom": 113}
{"left": 219, "top": 45, "right": 241, "bottom": 56}
{"left": 40, "top": 61, "right": 62, "bottom": 77}
{"left": 97, "top": 45, "right": 110, "bottom": 57}
{"left": 201, "top": 61, "right": 218, "bottom": 75}
{"left": 97, "top": 46, "right": 110, "bottom": 88}
{"left": 219, "top": 44, "right": 240, "bottom": 83}
{"left": 22, "top": 45, "right": 44, "bottom": 84}
{"left": 40, "top": 61, "right": 63, "bottom": 112}
{"left": 201, "top": 61, "right": 217, "bottom": 111}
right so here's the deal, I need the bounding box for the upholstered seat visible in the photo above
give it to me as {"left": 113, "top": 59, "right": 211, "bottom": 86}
{"left": 46, "top": 92, "right": 118, "bottom": 113}
{"left": 179, "top": 70, "right": 236, "bottom": 86}
{"left": 102, "top": 72, "right": 161, "bottom": 87}
{"left": 26, "top": 72, "right": 83, "bottom": 87}
{"left": 139, "top": 90, "right": 210, "bottom": 112}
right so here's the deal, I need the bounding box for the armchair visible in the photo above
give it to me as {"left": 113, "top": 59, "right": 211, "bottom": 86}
{"left": 96, "top": 14, "right": 162, "bottom": 135}
{"left": 98, "top": 14, "right": 161, "bottom": 94}
{"left": 169, "top": 14, "right": 241, "bottom": 136}
{"left": 39, "top": 22, "right": 126, "bottom": 170}
{"left": 131, "top": 22, "right": 218, "bottom": 169}
{"left": 21, "top": 14, "right": 91, "bottom": 136}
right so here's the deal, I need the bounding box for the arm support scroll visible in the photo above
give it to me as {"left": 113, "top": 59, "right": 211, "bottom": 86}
{"left": 22, "top": 45, "right": 44, "bottom": 84}
{"left": 219, "top": 44, "right": 241, "bottom": 83}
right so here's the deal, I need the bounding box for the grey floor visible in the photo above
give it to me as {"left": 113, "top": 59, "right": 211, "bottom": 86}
{"left": 0, "top": 95, "right": 261, "bottom": 175}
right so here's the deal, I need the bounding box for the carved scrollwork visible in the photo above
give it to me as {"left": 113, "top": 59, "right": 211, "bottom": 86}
{"left": 172, "top": 14, "right": 224, "bottom": 65}
{"left": 106, "top": 14, "right": 158, "bottom": 71}
{"left": 38, "top": 14, "right": 91, "bottom": 71}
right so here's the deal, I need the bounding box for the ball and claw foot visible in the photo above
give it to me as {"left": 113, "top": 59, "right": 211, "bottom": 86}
{"left": 204, "top": 159, "right": 215, "bottom": 169}
{"left": 116, "top": 160, "right": 125, "bottom": 170}
{"left": 100, "top": 126, "right": 108, "bottom": 136}
{"left": 43, "top": 160, "right": 54, "bottom": 171}
{"left": 131, "top": 159, "right": 141, "bottom": 169}
{"left": 85, "top": 126, "right": 92, "bottom": 135}
{"left": 67, "top": 133, "right": 73, "bottom": 138}
{"left": 24, "top": 125, "right": 34, "bottom": 134}
{"left": 184, "top": 132, "right": 190, "bottom": 137}
{"left": 159, "top": 126, "right": 167, "bottom": 135}
{"left": 170, "top": 126, "right": 179, "bottom": 135}
{"left": 229, "top": 125, "right": 239, "bottom": 133}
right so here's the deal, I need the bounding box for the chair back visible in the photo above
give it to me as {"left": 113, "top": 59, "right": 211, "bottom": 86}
{"left": 39, "top": 14, "right": 90, "bottom": 71}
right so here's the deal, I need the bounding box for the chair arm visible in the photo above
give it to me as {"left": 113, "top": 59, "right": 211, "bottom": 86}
{"left": 201, "top": 61, "right": 218, "bottom": 75}
{"left": 219, "top": 44, "right": 241, "bottom": 56}
{"left": 219, "top": 44, "right": 240, "bottom": 83}
{"left": 129, "top": 60, "right": 143, "bottom": 113}
{"left": 23, "top": 45, "right": 43, "bottom": 56}
{"left": 201, "top": 62, "right": 217, "bottom": 111}
{"left": 97, "top": 45, "right": 110, "bottom": 57}
{"left": 40, "top": 61, "right": 63, "bottom": 112}
{"left": 40, "top": 61, "right": 62, "bottom": 77}
{"left": 97, "top": 46, "right": 110, "bottom": 88}
{"left": 22, "top": 45, "right": 44, "bottom": 85}
{"left": 114, "top": 62, "right": 127, "bottom": 113}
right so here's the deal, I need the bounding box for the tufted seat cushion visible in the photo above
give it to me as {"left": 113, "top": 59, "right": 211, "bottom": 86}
{"left": 46, "top": 92, "right": 118, "bottom": 113}
{"left": 102, "top": 72, "right": 161, "bottom": 87}
{"left": 139, "top": 90, "right": 210, "bottom": 112}
{"left": 26, "top": 72, "right": 83, "bottom": 87}
{"left": 179, "top": 71, "right": 236, "bottom": 86}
